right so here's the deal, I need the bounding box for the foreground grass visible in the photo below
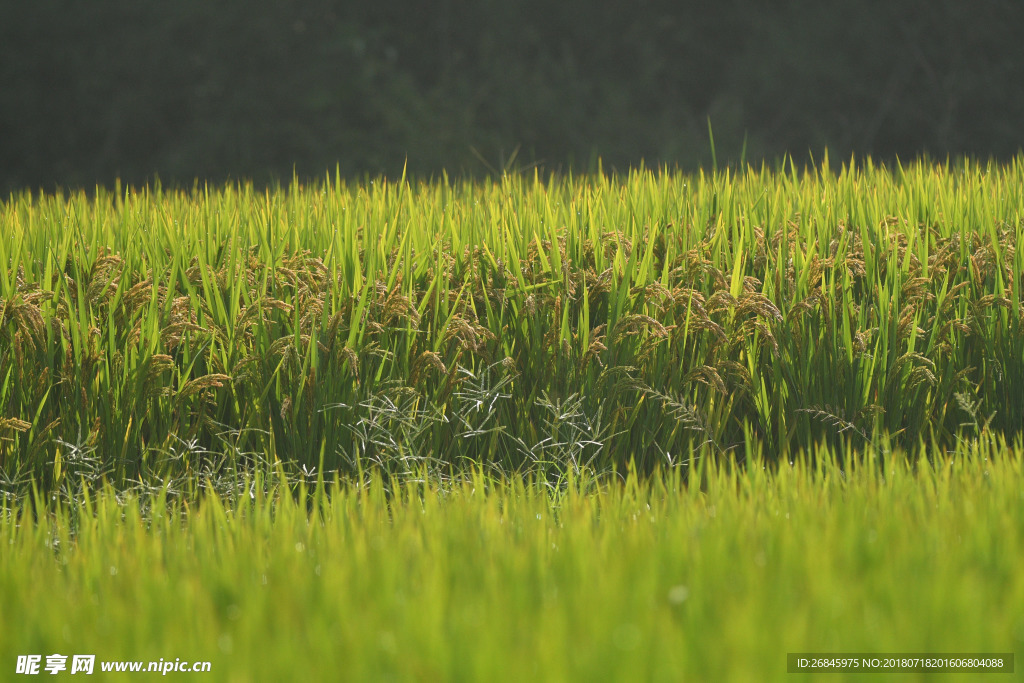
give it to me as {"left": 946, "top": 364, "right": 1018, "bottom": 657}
{"left": 3, "top": 439, "right": 1022, "bottom": 681}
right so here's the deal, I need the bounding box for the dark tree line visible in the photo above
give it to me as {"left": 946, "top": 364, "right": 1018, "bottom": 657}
{"left": 2, "top": 0, "right": 1022, "bottom": 192}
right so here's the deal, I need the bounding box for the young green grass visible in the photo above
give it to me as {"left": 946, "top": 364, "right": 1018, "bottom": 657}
{"left": 2, "top": 437, "right": 1021, "bottom": 681}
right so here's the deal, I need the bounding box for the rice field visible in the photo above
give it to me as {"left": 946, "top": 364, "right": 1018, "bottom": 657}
{"left": 2, "top": 157, "right": 1024, "bottom": 497}
{"left": 2, "top": 158, "right": 1023, "bottom": 680}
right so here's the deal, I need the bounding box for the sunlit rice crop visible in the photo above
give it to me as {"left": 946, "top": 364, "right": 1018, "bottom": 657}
{"left": 2, "top": 157, "right": 1023, "bottom": 496}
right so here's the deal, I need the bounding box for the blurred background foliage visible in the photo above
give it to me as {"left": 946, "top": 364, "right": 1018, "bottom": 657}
{"left": 2, "top": 0, "right": 1022, "bottom": 192}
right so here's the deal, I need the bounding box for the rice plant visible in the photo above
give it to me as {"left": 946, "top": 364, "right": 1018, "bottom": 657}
{"left": 2, "top": 157, "right": 1023, "bottom": 495}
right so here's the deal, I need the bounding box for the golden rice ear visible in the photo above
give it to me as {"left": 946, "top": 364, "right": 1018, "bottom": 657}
{"left": 86, "top": 255, "right": 124, "bottom": 305}
{"left": 341, "top": 346, "right": 360, "bottom": 385}
{"left": 177, "top": 374, "right": 232, "bottom": 400}
{"left": 382, "top": 288, "right": 420, "bottom": 328}
{"left": 612, "top": 313, "right": 668, "bottom": 341}
{"left": 410, "top": 350, "right": 447, "bottom": 386}
{"left": 705, "top": 290, "right": 737, "bottom": 315}
{"left": 681, "top": 365, "right": 727, "bottom": 395}
{"left": 12, "top": 301, "right": 46, "bottom": 351}
{"left": 160, "top": 321, "right": 205, "bottom": 350}
{"left": 0, "top": 418, "right": 32, "bottom": 433}
{"left": 144, "top": 354, "right": 175, "bottom": 385}
{"left": 735, "top": 292, "right": 782, "bottom": 322}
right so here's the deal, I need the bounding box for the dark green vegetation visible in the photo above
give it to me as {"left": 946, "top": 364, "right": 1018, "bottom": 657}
{"left": 4, "top": 0, "right": 1024, "bottom": 192}
{"left": 2, "top": 160, "right": 1023, "bottom": 499}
